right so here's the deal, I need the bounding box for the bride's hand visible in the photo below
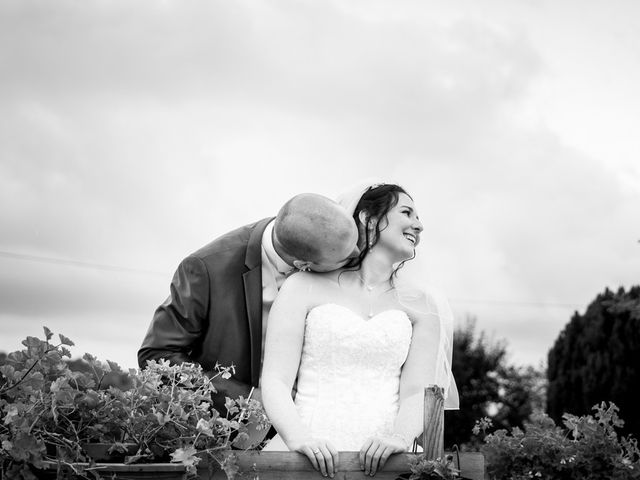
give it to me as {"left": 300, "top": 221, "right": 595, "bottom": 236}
{"left": 359, "top": 434, "right": 410, "bottom": 476}
{"left": 289, "top": 437, "right": 338, "bottom": 478}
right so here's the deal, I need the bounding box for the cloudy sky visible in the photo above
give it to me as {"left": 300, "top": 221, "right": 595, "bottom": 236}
{"left": 1, "top": 0, "right": 639, "bottom": 370}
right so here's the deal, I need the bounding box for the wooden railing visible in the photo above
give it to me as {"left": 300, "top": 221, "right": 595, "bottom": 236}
{"left": 423, "top": 384, "right": 446, "bottom": 459}
{"left": 50, "top": 450, "right": 484, "bottom": 479}
{"left": 42, "top": 386, "right": 484, "bottom": 479}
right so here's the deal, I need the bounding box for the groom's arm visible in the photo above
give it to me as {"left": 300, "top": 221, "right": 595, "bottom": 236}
{"left": 138, "top": 255, "right": 209, "bottom": 366}
{"left": 138, "top": 256, "right": 255, "bottom": 405}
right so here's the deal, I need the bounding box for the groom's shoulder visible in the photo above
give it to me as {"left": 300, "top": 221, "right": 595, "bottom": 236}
{"left": 192, "top": 217, "right": 273, "bottom": 260}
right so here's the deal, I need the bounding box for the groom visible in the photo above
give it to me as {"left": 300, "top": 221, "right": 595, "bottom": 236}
{"left": 138, "top": 193, "right": 359, "bottom": 415}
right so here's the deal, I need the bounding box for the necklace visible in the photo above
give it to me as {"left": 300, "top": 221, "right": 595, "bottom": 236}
{"left": 357, "top": 274, "right": 393, "bottom": 317}
{"left": 360, "top": 277, "right": 391, "bottom": 292}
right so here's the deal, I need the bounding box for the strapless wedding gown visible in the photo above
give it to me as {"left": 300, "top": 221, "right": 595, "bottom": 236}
{"left": 263, "top": 303, "right": 413, "bottom": 451}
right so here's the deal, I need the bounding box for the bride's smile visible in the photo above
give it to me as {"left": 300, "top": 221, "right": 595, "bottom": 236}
{"left": 373, "top": 193, "right": 423, "bottom": 263}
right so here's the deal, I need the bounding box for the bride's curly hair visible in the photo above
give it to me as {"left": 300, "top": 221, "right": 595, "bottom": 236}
{"left": 345, "top": 183, "right": 414, "bottom": 274}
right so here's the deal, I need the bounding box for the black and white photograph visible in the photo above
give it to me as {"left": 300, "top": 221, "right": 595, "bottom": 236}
{"left": 1, "top": 1, "right": 639, "bottom": 479}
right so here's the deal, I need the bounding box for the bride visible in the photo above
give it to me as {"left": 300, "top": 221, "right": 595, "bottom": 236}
{"left": 260, "top": 183, "right": 458, "bottom": 477}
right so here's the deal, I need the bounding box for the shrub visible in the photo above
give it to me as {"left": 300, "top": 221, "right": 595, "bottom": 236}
{"left": 481, "top": 402, "right": 640, "bottom": 479}
{"left": 0, "top": 328, "right": 267, "bottom": 479}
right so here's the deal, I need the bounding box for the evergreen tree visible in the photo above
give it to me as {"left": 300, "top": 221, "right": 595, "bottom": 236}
{"left": 547, "top": 285, "right": 640, "bottom": 438}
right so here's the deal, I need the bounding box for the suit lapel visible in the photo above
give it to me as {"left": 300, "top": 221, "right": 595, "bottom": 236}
{"left": 243, "top": 217, "right": 274, "bottom": 386}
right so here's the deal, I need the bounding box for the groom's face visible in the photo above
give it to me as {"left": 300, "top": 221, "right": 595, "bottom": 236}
{"left": 308, "top": 238, "right": 360, "bottom": 273}
{"left": 308, "top": 250, "right": 359, "bottom": 272}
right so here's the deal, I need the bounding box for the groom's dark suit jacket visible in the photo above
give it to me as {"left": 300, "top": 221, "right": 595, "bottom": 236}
{"left": 138, "top": 217, "right": 273, "bottom": 413}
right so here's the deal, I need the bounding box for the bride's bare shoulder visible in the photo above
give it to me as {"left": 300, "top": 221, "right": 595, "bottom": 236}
{"left": 282, "top": 270, "right": 342, "bottom": 291}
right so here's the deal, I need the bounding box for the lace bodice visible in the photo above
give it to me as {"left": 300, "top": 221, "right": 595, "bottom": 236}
{"left": 286, "top": 303, "right": 413, "bottom": 451}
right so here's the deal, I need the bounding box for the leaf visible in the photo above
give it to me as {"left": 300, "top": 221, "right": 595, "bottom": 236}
{"left": 8, "top": 351, "right": 25, "bottom": 363}
{"left": 170, "top": 445, "right": 200, "bottom": 468}
{"left": 60, "top": 346, "right": 72, "bottom": 358}
{"left": 124, "top": 452, "right": 152, "bottom": 464}
{"left": 107, "top": 360, "right": 123, "bottom": 373}
{"left": 59, "top": 334, "right": 75, "bottom": 346}
{"left": 10, "top": 432, "right": 45, "bottom": 462}
{"left": 3, "top": 405, "right": 19, "bottom": 425}
{"left": 0, "top": 364, "right": 16, "bottom": 380}
{"left": 109, "top": 442, "right": 135, "bottom": 455}
{"left": 43, "top": 326, "right": 53, "bottom": 341}
{"left": 155, "top": 412, "right": 169, "bottom": 425}
{"left": 232, "top": 431, "right": 249, "bottom": 446}
{"left": 220, "top": 453, "right": 239, "bottom": 480}
{"left": 83, "top": 352, "right": 97, "bottom": 363}
{"left": 22, "top": 336, "right": 42, "bottom": 348}
{"left": 50, "top": 376, "right": 67, "bottom": 393}
{"left": 196, "top": 418, "right": 213, "bottom": 436}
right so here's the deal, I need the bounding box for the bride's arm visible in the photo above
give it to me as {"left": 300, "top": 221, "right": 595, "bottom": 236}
{"left": 394, "top": 310, "right": 442, "bottom": 442}
{"left": 261, "top": 273, "right": 310, "bottom": 444}
{"left": 261, "top": 273, "right": 338, "bottom": 476}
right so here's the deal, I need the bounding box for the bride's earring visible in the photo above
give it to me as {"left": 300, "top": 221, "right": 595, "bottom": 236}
{"left": 359, "top": 212, "right": 377, "bottom": 252}
{"left": 367, "top": 226, "right": 376, "bottom": 251}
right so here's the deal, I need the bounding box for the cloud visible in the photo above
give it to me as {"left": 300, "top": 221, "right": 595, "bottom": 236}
{"left": 0, "top": 0, "right": 544, "bottom": 257}
{"left": 1, "top": 0, "right": 639, "bottom": 368}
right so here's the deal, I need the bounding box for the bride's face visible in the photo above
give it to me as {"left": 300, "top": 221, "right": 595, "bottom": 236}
{"left": 375, "top": 193, "right": 423, "bottom": 261}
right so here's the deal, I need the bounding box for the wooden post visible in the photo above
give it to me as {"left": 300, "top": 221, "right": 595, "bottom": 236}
{"left": 422, "top": 385, "right": 445, "bottom": 460}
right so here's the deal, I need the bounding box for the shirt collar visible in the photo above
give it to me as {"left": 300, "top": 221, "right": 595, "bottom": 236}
{"left": 262, "top": 220, "right": 294, "bottom": 275}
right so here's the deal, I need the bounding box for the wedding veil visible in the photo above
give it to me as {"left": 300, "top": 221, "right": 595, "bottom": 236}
{"left": 335, "top": 180, "right": 460, "bottom": 410}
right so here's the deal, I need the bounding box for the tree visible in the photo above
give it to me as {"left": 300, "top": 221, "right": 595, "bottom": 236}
{"left": 445, "top": 317, "right": 505, "bottom": 447}
{"left": 491, "top": 364, "right": 546, "bottom": 431}
{"left": 445, "top": 318, "right": 548, "bottom": 447}
{"left": 547, "top": 285, "right": 640, "bottom": 438}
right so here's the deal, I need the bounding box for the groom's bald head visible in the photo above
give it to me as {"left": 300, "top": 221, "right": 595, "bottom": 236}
{"left": 274, "top": 193, "right": 359, "bottom": 272}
